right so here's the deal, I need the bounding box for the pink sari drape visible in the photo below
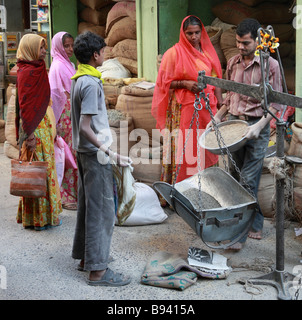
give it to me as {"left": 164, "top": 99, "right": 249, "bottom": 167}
{"left": 48, "top": 32, "right": 75, "bottom": 123}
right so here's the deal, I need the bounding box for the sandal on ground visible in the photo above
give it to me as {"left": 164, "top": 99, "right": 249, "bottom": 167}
{"left": 87, "top": 268, "right": 131, "bottom": 287}
{"left": 77, "top": 256, "right": 114, "bottom": 271}
{"left": 62, "top": 203, "right": 77, "bottom": 211}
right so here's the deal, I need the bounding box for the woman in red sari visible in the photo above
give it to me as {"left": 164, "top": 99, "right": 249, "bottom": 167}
{"left": 152, "top": 15, "right": 222, "bottom": 186}
{"left": 16, "top": 34, "right": 62, "bottom": 230}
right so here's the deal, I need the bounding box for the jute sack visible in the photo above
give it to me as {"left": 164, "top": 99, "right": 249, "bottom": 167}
{"left": 4, "top": 141, "right": 19, "bottom": 159}
{"left": 116, "top": 57, "right": 137, "bottom": 75}
{"left": 80, "top": 0, "right": 114, "bottom": 10}
{"left": 78, "top": 22, "right": 106, "bottom": 37}
{"left": 294, "top": 165, "right": 302, "bottom": 188}
{"left": 104, "top": 46, "right": 114, "bottom": 60}
{"left": 107, "top": 109, "right": 135, "bottom": 156}
{"left": 220, "top": 27, "right": 239, "bottom": 63}
{"left": 80, "top": 5, "right": 113, "bottom": 26}
{"left": 106, "top": 16, "right": 136, "bottom": 47}
{"left": 257, "top": 173, "right": 275, "bottom": 218}
{"left": 130, "top": 143, "right": 162, "bottom": 186}
{"left": 5, "top": 94, "right": 18, "bottom": 148}
{"left": 106, "top": 1, "right": 136, "bottom": 35}
{"left": 0, "top": 119, "right": 5, "bottom": 143}
{"left": 205, "top": 26, "right": 226, "bottom": 67}
{"left": 112, "top": 39, "right": 137, "bottom": 60}
{"left": 212, "top": 1, "right": 294, "bottom": 25}
{"left": 287, "top": 122, "right": 302, "bottom": 158}
{"left": 236, "top": 0, "right": 289, "bottom": 6}
{"left": 293, "top": 187, "right": 302, "bottom": 215}
{"left": 283, "top": 67, "right": 295, "bottom": 92}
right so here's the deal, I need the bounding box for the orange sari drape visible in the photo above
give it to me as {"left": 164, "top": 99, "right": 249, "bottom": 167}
{"left": 152, "top": 15, "right": 222, "bottom": 183}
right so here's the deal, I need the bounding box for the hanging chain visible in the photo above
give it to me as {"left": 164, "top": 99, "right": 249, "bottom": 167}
{"left": 204, "top": 93, "right": 256, "bottom": 199}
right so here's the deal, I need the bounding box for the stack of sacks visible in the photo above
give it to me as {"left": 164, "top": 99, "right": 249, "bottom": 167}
{"left": 104, "top": 0, "right": 137, "bottom": 76}
{"left": 4, "top": 85, "right": 19, "bottom": 159}
{"left": 0, "top": 120, "right": 5, "bottom": 143}
{"left": 78, "top": 0, "right": 114, "bottom": 38}
{"left": 115, "top": 85, "right": 163, "bottom": 185}
{"left": 211, "top": 0, "right": 295, "bottom": 92}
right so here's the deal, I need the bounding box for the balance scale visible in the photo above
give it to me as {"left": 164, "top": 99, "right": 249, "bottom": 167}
{"left": 153, "top": 26, "right": 302, "bottom": 300}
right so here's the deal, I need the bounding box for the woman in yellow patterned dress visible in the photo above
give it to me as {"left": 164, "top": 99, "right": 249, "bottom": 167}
{"left": 15, "top": 34, "right": 62, "bottom": 230}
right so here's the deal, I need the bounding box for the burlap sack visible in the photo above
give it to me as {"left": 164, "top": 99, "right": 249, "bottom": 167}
{"left": 294, "top": 165, "right": 302, "bottom": 188}
{"left": 4, "top": 141, "right": 19, "bottom": 160}
{"left": 78, "top": 22, "right": 106, "bottom": 37}
{"left": 283, "top": 67, "right": 295, "bottom": 92}
{"left": 212, "top": 1, "right": 294, "bottom": 25}
{"left": 108, "top": 113, "right": 135, "bottom": 156}
{"left": 0, "top": 119, "right": 5, "bottom": 143}
{"left": 270, "top": 24, "right": 295, "bottom": 43}
{"left": 104, "top": 46, "right": 114, "bottom": 60}
{"left": 115, "top": 92, "right": 156, "bottom": 142}
{"left": 220, "top": 27, "right": 239, "bottom": 63}
{"left": 237, "top": 0, "right": 289, "bottom": 6}
{"left": 287, "top": 122, "right": 302, "bottom": 158}
{"left": 116, "top": 57, "right": 137, "bottom": 75}
{"left": 205, "top": 26, "right": 226, "bottom": 67}
{"left": 106, "top": 1, "right": 136, "bottom": 35}
{"left": 5, "top": 94, "right": 17, "bottom": 148}
{"left": 80, "top": 0, "right": 114, "bottom": 10}
{"left": 80, "top": 5, "right": 113, "bottom": 26}
{"left": 112, "top": 39, "right": 137, "bottom": 60}
{"left": 106, "top": 16, "right": 136, "bottom": 47}
{"left": 258, "top": 173, "right": 275, "bottom": 218}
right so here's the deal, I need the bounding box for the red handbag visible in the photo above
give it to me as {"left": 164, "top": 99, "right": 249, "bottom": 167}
{"left": 10, "top": 151, "right": 48, "bottom": 198}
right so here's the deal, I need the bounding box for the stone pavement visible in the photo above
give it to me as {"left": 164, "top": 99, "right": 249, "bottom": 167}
{"left": 0, "top": 143, "right": 301, "bottom": 302}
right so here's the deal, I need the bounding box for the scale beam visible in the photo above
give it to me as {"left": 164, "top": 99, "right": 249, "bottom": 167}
{"left": 197, "top": 71, "right": 302, "bottom": 109}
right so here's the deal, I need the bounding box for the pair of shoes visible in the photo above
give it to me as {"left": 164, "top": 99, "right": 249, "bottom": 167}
{"left": 62, "top": 203, "right": 77, "bottom": 211}
{"left": 87, "top": 268, "right": 131, "bottom": 287}
{"left": 77, "top": 256, "right": 114, "bottom": 271}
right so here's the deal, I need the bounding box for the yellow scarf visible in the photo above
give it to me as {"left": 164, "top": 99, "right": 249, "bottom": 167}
{"left": 71, "top": 63, "right": 104, "bottom": 83}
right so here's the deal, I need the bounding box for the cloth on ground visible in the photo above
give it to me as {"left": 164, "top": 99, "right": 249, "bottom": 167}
{"left": 141, "top": 251, "right": 202, "bottom": 291}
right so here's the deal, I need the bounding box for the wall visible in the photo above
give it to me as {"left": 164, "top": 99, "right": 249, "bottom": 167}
{"left": 5, "top": 0, "right": 24, "bottom": 31}
{"left": 51, "top": 0, "right": 78, "bottom": 39}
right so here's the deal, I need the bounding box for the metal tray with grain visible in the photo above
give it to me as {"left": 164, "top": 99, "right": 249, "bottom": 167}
{"left": 199, "top": 120, "right": 248, "bottom": 154}
{"left": 153, "top": 167, "right": 257, "bottom": 249}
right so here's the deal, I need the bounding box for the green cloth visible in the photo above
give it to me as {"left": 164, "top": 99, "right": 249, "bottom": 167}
{"left": 141, "top": 251, "right": 198, "bottom": 291}
{"left": 71, "top": 63, "right": 104, "bottom": 83}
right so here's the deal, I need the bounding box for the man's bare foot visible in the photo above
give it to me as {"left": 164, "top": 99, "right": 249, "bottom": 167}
{"left": 248, "top": 230, "right": 262, "bottom": 240}
{"left": 226, "top": 242, "right": 243, "bottom": 251}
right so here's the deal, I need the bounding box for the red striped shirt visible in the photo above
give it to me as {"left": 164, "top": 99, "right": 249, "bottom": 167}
{"left": 223, "top": 54, "right": 283, "bottom": 117}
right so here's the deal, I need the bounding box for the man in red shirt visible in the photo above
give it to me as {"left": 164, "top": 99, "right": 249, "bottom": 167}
{"left": 208, "top": 18, "right": 283, "bottom": 250}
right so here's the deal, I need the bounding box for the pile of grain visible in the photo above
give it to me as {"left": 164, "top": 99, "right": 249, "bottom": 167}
{"left": 182, "top": 188, "right": 221, "bottom": 211}
{"left": 204, "top": 122, "right": 247, "bottom": 149}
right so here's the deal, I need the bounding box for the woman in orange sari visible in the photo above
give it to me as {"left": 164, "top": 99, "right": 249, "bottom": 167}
{"left": 152, "top": 15, "right": 222, "bottom": 186}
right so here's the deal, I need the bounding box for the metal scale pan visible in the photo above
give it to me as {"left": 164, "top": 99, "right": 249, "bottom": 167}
{"left": 153, "top": 167, "right": 257, "bottom": 249}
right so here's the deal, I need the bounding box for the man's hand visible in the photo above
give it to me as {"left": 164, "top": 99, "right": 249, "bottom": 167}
{"left": 115, "top": 154, "right": 133, "bottom": 167}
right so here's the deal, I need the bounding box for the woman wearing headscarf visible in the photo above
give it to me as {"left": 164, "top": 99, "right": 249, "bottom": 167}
{"left": 49, "top": 32, "right": 77, "bottom": 211}
{"left": 152, "top": 15, "right": 223, "bottom": 186}
{"left": 16, "top": 34, "right": 62, "bottom": 230}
